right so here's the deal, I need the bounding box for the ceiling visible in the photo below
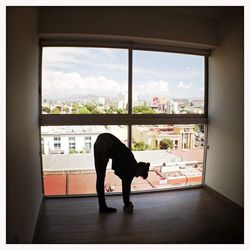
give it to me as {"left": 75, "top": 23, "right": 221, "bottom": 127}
{"left": 169, "top": 6, "right": 242, "bottom": 21}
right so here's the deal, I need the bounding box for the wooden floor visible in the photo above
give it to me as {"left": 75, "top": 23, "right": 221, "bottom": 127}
{"left": 34, "top": 188, "right": 244, "bottom": 244}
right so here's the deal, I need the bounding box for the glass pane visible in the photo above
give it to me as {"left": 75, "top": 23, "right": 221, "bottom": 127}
{"left": 42, "top": 47, "right": 128, "bottom": 114}
{"left": 41, "top": 124, "right": 205, "bottom": 196}
{"left": 133, "top": 50, "right": 204, "bottom": 114}
{"left": 41, "top": 125, "right": 128, "bottom": 195}
{"left": 132, "top": 124, "right": 204, "bottom": 189}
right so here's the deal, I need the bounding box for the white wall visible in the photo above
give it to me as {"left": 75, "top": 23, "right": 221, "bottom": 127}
{"left": 7, "top": 7, "right": 43, "bottom": 243}
{"left": 38, "top": 7, "right": 218, "bottom": 49}
{"left": 205, "top": 11, "right": 244, "bottom": 207}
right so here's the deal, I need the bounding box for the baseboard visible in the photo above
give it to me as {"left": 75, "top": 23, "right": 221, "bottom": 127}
{"left": 32, "top": 197, "right": 45, "bottom": 243}
{"left": 203, "top": 184, "right": 244, "bottom": 212}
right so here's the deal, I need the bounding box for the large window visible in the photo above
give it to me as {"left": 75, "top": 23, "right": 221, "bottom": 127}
{"left": 40, "top": 44, "right": 208, "bottom": 196}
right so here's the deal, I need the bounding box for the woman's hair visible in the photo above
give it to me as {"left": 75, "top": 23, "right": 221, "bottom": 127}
{"left": 137, "top": 162, "right": 150, "bottom": 179}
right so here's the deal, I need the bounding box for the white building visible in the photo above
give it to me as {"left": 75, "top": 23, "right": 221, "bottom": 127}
{"left": 98, "top": 97, "right": 106, "bottom": 106}
{"left": 169, "top": 100, "right": 179, "bottom": 114}
{"left": 41, "top": 125, "right": 128, "bottom": 155}
{"left": 132, "top": 124, "right": 197, "bottom": 150}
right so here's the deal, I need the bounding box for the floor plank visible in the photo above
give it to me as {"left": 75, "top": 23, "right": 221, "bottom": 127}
{"left": 34, "top": 188, "right": 244, "bottom": 244}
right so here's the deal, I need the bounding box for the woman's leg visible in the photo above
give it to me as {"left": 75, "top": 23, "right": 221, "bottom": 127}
{"left": 94, "top": 151, "right": 117, "bottom": 213}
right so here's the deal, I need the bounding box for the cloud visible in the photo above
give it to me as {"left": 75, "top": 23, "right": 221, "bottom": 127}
{"left": 43, "top": 47, "right": 89, "bottom": 66}
{"left": 42, "top": 71, "right": 171, "bottom": 101}
{"left": 134, "top": 80, "right": 170, "bottom": 100}
{"left": 42, "top": 47, "right": 204, "bottom": 100}
{"left": 43, "top": 47, "right": 127, "bottom": 72}
{"left": 42, "top": 71, "right": 125, "bottom": 99}
{"left": 177, "top": 81, "right": 193, "bottom": 89}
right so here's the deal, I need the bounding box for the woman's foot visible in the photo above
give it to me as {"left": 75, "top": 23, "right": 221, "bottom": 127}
{"left": 99, "top": 206, "right": 117, "bottom": 213}
{"left": 123, "top": 201, "right": 134, "bottom": 213}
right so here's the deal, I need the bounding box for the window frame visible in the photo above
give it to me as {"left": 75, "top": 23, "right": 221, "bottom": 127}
{"left": 39, "top": 40, "right": 209, "bottom": 197}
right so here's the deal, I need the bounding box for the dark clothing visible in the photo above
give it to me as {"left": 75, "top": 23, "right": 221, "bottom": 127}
{"left": 94, "top": 133, "right": 137, "bottom": 179}
{"left": 94, "top": 133, "right": 137, "bottom": 210}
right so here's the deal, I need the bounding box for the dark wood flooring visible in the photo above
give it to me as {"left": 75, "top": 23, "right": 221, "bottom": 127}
{"left": 34, "top": 188, "right": 244, "bottom": 244}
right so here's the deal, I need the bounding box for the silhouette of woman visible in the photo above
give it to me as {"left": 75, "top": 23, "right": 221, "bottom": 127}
{"left": 94, "top": 133, "right": 150, "bottom": 213}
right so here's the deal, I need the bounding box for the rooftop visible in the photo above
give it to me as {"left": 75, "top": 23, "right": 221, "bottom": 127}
{"left": 43, "top": 169, "right": 202, "bottom": 196}
{"left": 42, "top": 149, "right": 203, "bottom": 171}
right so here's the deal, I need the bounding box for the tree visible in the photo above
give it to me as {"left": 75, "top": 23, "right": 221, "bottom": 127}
{"left": 105, "top": 107, "right": 126, "bottom": 114}
{"left": 132, "top": 105, "right": 156, "bottom": 114}
{"left": 42, "top": 106, "right": 51, "bottom": 114}
{"left": 63, "top": 106, "right": 70, "bottom": 113}
{"left": 85, "top": 104, "right": 100, "bottom": 114}
{"left": 51, "top": 106, "right": 62, "bottom": 114}
{"left": 159, "top": 138, "right": 173, "bottom": 150}
{"left": 72, "top": 103, "right": 80, "bottom": 113}
{"left": 193, "top": 124, "right": 200, "bottom": 133}
{"left": 116, "top": 108, "right": 126, "bottom": 114}
{"left": 72, "top": 103, "right": 100, "bottom": 114}
{"left": 132, "top": 141, "right": 149, "bottom": 151}
{"left": 78, "top": 106, "right": 91, "bottom": 114}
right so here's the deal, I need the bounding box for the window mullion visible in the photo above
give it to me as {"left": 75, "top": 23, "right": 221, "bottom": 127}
{"left": 128, "top": 49, "right": 133, "bottom": 115}
{"left": 204, "top": 56, "right": 209, "bottom": 117}
{"left": 128, "top": 49, "right": 133, "bottom": 149}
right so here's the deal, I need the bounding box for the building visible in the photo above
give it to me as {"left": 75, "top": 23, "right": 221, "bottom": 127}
{"left": 132, "top": 124, "right": 197, "bottom": 150}
{"left": 41, "top": 125, "right": 128, "bottom": 155}
{"left": 41, "top": 124, "right": 197, "bottom": 155}
{"left": 41, "top": 127, "right": 99, "bottom": 154}
{"left": 167, "top": 100, "right": 179, "bottom": 114}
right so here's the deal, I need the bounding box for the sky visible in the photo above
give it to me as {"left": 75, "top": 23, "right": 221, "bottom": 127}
{"left": 42, "top": 47, "right": 205, "bottom": 102}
